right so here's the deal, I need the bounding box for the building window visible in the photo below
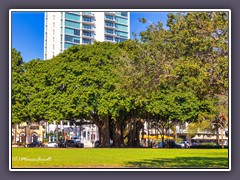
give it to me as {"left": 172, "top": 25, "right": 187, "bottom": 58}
{"left": 105, "top": 22, "right": 114, "bottom": 27}
{"left": 82, "top": 17, "right": 92, "bottom": 22}
{"left": 65, "top": 35, "right": 80, "bottom": 43}
{"left": 115, "top": 24, "right": 128, "bottom": 31}
{"left": 105, "top": 35, "right": 113, "bottom": 41}
{"left": 115, "top": 38, "right": 126, "bottom": 42}
{"left": 65, "top": 20, "right": 80, "bottom": 28}
{"left": 115, "top": 16, "right": 128, "bottom": 24}
{"left": 64, "top": 42, "right": 75, "bottom": 49}
{"left": 65, "top": 27, "right": 80, "bottom": 36}
{"left": 65, "top": 13, "right": 80, "bottom": 21}
{"left": 82, "top": 31, "right": 92, "bottom": 37}
{"left": 82, "top": 24, "right": 92, "bottom": 29}
{"left": 121, "top": 12, "right": 128, "bottom": 17}
{"left": 115, "top": 30, "right": 128, "bottom": 38}
{"left": 105, "top": 15, "right": 114, "bottom": 20}
{"left": 116, "top": 12, "right": 128, "bottom": 17}
{"left": 105, "top": 28, "right": 113, "bottom": 34}
{"left": 53, "top": 22, "right": 55, "bottom": 28}
{"left": 82, "top": 38, "right": 91, "bottom": 44}
{"left": 30, "top": 126, "right": 39, "bottom": 130}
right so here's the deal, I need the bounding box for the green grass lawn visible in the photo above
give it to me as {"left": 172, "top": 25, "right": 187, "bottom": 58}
{"left": 12, "top": 148, "right": 228, "bottom": 169}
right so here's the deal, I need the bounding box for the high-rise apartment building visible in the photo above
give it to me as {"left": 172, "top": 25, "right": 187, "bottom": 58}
{"left": 44, "top": 11, "right": 130, "bottom": 60}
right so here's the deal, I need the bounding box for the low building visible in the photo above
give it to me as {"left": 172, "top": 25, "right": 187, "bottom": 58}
{"left": 12, "top": 122, "right": 44, "bottom": 144}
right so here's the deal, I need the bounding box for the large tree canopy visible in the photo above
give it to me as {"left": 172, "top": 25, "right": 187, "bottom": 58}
{"left": 11, "top": 12, "right": 229, "bottom": 147}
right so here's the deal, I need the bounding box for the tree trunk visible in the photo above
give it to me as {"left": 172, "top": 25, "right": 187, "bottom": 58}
{"left": 112, "top": 120, "right": 123, "bottom": 147}
{"left": 98, "top": 126, "right": 101, "bottom": 143}
{"left": 100, "top": 115, "right": 110, "bottom": 147}
{"left": 221, "top": 128, "right": 224, "bottom": 149}
{"left": 216, "top": 121, "right": 219, "bottom": 145}
{"left": 56, "top": 123, "right": 58, "bottom": 141}
{"left": 174, "top": 126, "right": 178, "bottom": 141}
{"left": 160, "top": 125, "right": 166, "bottom": 148}
{"left": 14, "top": 124, "right": 17, "bottom": 144}
{"left": 127, "top": 119, "right": 143, "bottom": 147}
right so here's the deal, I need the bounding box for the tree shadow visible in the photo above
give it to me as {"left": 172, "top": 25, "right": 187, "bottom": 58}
{"left": 125, "top": 156, "right": 228, "bottom": 168}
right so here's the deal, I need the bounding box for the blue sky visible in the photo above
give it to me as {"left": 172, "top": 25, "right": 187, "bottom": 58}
{"left": 12, "top": 11, "right": 169, "bottom": 62}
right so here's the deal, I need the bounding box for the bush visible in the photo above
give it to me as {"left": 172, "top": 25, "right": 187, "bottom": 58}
{"left": 191, "top": 142, "right": 228, "bottom": 149}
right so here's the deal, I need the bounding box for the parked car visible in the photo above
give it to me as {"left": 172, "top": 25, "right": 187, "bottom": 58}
{"left": 71, "top": 136, "right": 81, "bottom": 142}
{"left": 75, "top": 139, "right": 84, "bottom": 148}
{"left": 44, "top": 141, "right": 58, "bottom": 148}
{"left": 27, "top": 141, "right": 42, "bottom": 147}
{"left": 64, "top": 140, "right": 84, "bottom": 148}
{"left": 155, "top": 142, "right": 164, "bottom": 148}
{"left": 183, "top": 140, "right": 192, "bottom": 147}
{"left": 179, "top": 141, "right": 190, "bottom": 148}
{"left": 58, "top": 140, "right": 65, "bottom": 148}
{"left": 94, "top": 140, "right": 101, "bottom": 148}
{"left": 165, "top": 140, "right": 182, "bottom": 148}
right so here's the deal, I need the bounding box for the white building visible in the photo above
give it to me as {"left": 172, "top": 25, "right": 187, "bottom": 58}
{"left": 44, "top": 11, "right": 130, "bottom": 60}
{"left": 45, "top": 120, "right": 99, "bottom": 147}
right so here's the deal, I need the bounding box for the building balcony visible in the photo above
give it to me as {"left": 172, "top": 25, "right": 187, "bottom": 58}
{"left": 81, "top": 27, "right": 95, "bottom": 32}
{"left": 104, "top": 25, "right": 116, "bottom": 29}
{"left": 105, "top": 40, "right": 116, "bottom": 43}
{"left": 68, "top": 12, "right": 81, "bottom": 15}
{"left": 64, "top": 41, "right": 80, "bottom": 45}
{"left": 82, "top": 41, "right": 92, "bottom": 45}
{"left": 104, "top": 32, "right": 116, "bottom": 37}
{"left": 115, "top": 35, "right": 128, "bottom": 39}
{"left": 104, "top": 18, "right": 116, "bottom": 22}
{"left": 82, "top": 34, "right": 94, "bottom": 39}
{"left": 104, "top": 12, "right": 116, "bottom": 15}
{"left": 82, "top": 12, "right": 95, "bottom": 17}
{"left": 81, "top": 20, "right": 95, "bottom": 25}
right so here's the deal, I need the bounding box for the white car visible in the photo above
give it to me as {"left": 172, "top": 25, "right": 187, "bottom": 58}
{"left": 44, "top": 142, "right": 58, "bottom": 148}
{"left": 179, "top": 141, "right": 192, "bottom": 148}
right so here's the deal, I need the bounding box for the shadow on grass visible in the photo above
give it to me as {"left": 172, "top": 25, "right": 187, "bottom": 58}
{"left": 125, "top": 156, "right": 228, "bottom": 168}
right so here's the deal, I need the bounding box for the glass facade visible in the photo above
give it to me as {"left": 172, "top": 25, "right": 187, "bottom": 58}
{"left": 65, "top": 20, "right": 80, "bottom": 28}
{"left": 115, "top": 16, "right": 127, "bottom": 24}
{"left": 65, "top": 27, "right": 80, "bottom": 36}
{"left": 116, "top": 12, "right": 128, "bottom": 17}
{"left": 115, "top": 24, "right": 128, "bottom": 31}
{"left": 115, "top": 31, "right": 128, "bottom": 38}
{"left": 65, "top": 35, "right": 80, "bottom": 43}
{"left": 65, "top": 13, "right": 80, "bottom": 21}
{"left": 115, "top": 37, "right": 127, "bottom": 42}
{"left": 64, "top": 42, "right": 76, "bottom": 49}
